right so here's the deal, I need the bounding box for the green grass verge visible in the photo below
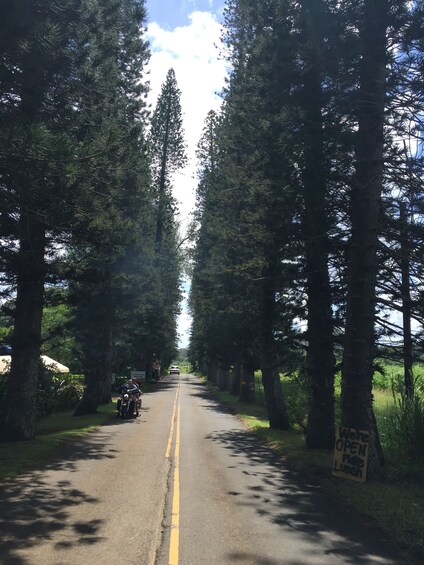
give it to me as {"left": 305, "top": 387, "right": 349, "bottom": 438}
{"left": 203, "top": 379, "right": 424, "bottom": 561}
{"left": 0, "top": 381, "right": 159, "bottom": 482}
{"left": 0, "top": 402, "right": 116, "bottom": 482}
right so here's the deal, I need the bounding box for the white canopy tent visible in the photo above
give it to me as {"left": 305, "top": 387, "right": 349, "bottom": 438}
{"left": 0, "top": 355, "right": 69, "bottom": 375}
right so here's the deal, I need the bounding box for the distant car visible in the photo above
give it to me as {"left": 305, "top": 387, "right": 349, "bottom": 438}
{"left": 169, "top": 365, "right": 180, "bottom": 375}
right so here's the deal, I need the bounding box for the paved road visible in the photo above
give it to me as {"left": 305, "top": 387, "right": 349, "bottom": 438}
{"left": 0, "top": 375, "right": 410, "bottom": 564}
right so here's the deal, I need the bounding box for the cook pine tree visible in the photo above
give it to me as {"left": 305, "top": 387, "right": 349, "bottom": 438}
{"left": 0, "top": 0, "right": 83, "bottom": 441}
{"left": 146, "top": 68, "right": 186, "bottom": 370}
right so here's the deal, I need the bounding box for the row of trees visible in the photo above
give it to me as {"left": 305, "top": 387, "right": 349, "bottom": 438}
{"left": 189, "top": 0, "right": 424, "bottom": 477}
{"left": 0, "top": 1, "right": 186, "bottom": 440}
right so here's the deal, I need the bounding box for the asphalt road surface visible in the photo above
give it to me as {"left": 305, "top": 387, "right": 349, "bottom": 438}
{"left": 0, "top": 374, "right": 410, "bottom": 564}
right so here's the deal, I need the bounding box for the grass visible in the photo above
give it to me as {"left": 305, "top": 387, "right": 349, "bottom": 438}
{"left": 0, "top": 381, "right": 158, "bottom": 482}
{"left": 0, "top": 402, "right": 116, "bottom": 482}
{"left": 202, "top": 377, "right": 424, "bottom": 561}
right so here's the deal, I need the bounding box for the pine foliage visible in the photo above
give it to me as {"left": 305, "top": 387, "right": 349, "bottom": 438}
{"left": 189, "top": 0, "right": 424, "bottom": 470}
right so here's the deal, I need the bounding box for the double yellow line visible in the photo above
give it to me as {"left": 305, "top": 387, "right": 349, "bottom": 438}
{"left": 166, "top": 381, "right": 181, "bottom": 565}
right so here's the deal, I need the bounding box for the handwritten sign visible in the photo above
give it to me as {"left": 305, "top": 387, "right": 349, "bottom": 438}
{"left": 332, "top": 426, "right": 370, "bottom": 483}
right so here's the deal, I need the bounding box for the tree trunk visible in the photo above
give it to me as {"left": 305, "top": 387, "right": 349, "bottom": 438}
{"left": 341, "top": 0, "right": 388, "bottom": 477}
{"left": 74, "top": 368, "right": 102, "bottom": 416}
{"left": 400, "top": 202, "right": 413, "bottom": 399}
{"left": 98, "top": 317, "right": 114, "bottom": 404}
{"left": 145, "top": 352, "right": 154, "bottom": 381}
{"left": 239, "top": 364, "right": 255, "bottom": 403}
{"left": 231, "top": 360, "right": 241, "bottom": 396}
{"left": 207, "top": 358, "right": 218, "bottom": 385}
{"left": 260, "top": 263, "right": 290, "bottom": 430}
{"left": 300, "top": 0, "right": 335, "bottom": 450}
{"left": 218, "top": 362, "right": 229, "bottom": 391}
{"left": 200, "top": 355, "right": 207, "bottom": 375}
{"left": 74, "top": 302, "right": 113, "bottom": 415}
{"left": 1, "top": 215, "right": 46, "bottom": 441}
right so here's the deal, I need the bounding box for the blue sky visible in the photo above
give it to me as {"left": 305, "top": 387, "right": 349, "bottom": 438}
{"left": 145, "top": 1, "right": 228, "bottom": 349}
{"left": 146, "top": 0, "right": 224, "bottom": 29}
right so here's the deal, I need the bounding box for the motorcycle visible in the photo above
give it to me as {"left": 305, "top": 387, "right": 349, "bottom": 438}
{"left": 117, "top": 388, "right": 141, "bottom": 418}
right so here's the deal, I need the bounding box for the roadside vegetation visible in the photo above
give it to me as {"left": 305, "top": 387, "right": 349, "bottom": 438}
{"left": 200, "top": 364, "right": 424, "bottom": 560}
{"left": 0, "top": 374, "right": 158, "bottom": 482}
{"left": 0, "top": 403, "right": 116, "bottom": 482}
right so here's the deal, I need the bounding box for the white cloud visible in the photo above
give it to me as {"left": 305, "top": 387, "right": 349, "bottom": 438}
{"left": 146, "top": 11, "right": 228, "bottom": 351}
{"left": 146, "top": 11, "right": 227, "bottom": 223}
{"left": 177, "top": 299, "right": 192, "bottom": 348}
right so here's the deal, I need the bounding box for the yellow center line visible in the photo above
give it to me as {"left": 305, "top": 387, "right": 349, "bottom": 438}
{"left": 166, "top": 382, "right": 180, "bottom": 459}
{"left": 169, "top": 382, "right": 181, "bottom": 565}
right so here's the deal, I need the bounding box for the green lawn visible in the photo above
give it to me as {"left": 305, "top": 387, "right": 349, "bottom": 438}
{"left": 0, "top": 402, "right": 116, "bottom": 481}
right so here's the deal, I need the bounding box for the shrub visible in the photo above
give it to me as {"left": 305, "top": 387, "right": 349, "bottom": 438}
{"left": 284, "top": 386, "right": 308, "bottom": 431}
{"left": 386, "top": 389, "right": 424, "bottom": 463}
{"left": 36, "top": 388, "right": 57, "bottom": 419}
{"left": 283, "top": 370, "right": 309, "bottom": 431}
{"left": 36, "top": 363, "right": 85, "bottom": 417}
{"left": 112, "top": 375, "right": 128, "bottom": 392}
{"left": 36, "top": 363, "right": 57, "bottom": 418}
{"left": 55, "top": 383, "right": 84, "bottom": 410}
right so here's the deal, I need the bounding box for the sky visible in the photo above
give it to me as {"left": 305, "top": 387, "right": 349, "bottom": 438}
{"left": 145, "top": 0, "right": 228, "bottom": 349}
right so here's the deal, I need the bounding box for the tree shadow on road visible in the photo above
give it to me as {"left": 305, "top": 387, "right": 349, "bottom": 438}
{"left": 0, "top": 474, "right": 104, "bottom": 563}
{"left": 188, "top": 384, "right": 237, "bottom": 415}
{"left": 0, "top": 378, "right": 178, "bottom": 563}
{"left": 140, "top": 378, "right": 179, "bottom": 395}
{"left": 0, "top": 425, "right": 125, "bottom": 562}
{"left": 205, "top": 429, "right": 410, "bottom": 565}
